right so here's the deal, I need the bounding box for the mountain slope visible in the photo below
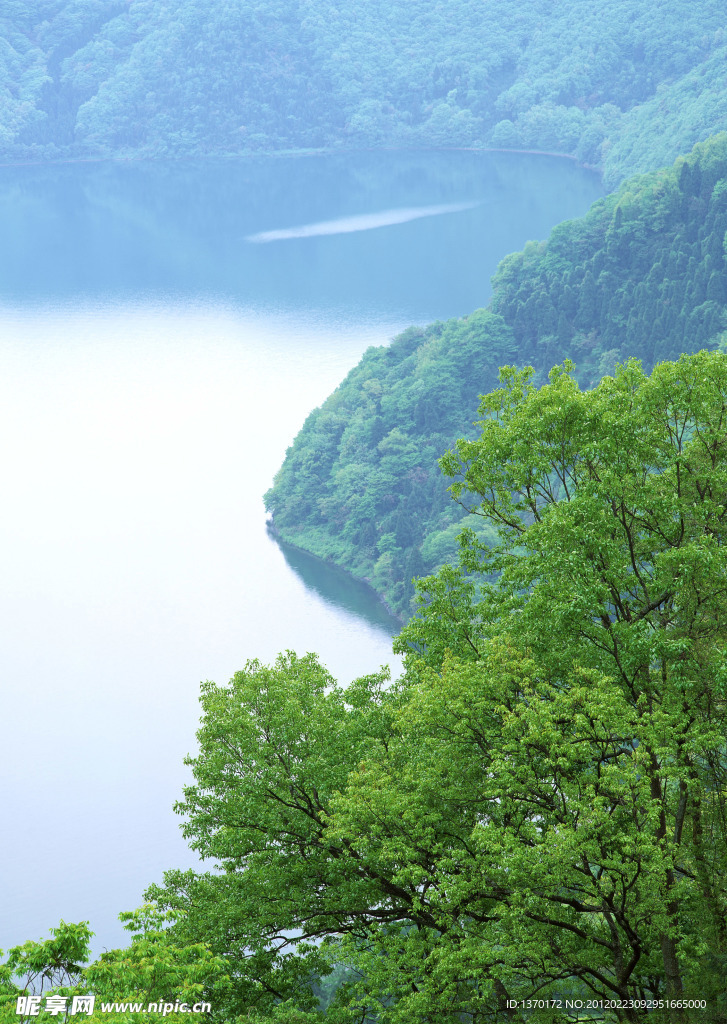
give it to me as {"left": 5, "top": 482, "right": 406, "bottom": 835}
{"left": 0, "top": 0, "right": 725, "bottom": 185}
{"left": 265, "top": 133, "right": 727, "bottom": 617}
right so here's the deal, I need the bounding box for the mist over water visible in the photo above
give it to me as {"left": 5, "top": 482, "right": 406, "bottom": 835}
{"left": 245, "top": 201, "right": 480, "bottom": 242}
{"left": 0, "top": 301, "right": 405, "bottom": 954}
{"left": 0, "top": 151, "right": 602, "bottom": 954}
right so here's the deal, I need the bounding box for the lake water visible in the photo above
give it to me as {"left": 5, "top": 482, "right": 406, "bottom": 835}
{"left": 0, "top": 151, "right": 602, "bottom": 955}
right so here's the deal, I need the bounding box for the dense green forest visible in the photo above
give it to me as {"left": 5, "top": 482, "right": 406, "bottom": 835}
{"left": 265, "top": 132, "right": 727, "bottom": 617}
{"left": 7, "top": 352, "right": 727, "bottom": 1022}
{"left": 5, "top": 3, "right": 727, "bottom": 1019}
{"left": 0, "top": 0, "right": 725, "bottom": 184}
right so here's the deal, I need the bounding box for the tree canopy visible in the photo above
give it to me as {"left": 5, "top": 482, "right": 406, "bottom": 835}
{"left": 58, "top": 349, "right": 722, "bottom": 1024}
{"left": 1, "top": 910, "right": 228, "bottom": 1024}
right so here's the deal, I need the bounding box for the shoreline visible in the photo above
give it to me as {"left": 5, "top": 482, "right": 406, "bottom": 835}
{"left": 266, "top": 519, "right": 405, "bottom": 627}
{"left": 0, "top": 143, "right": 603, "bottom": 178}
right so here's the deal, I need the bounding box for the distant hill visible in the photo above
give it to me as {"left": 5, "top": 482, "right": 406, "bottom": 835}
{"left": 0, "top": 0, "right": 726, "bottom": 184}
{"left": 264, "top": 134, "right": 727, "bottom": 617}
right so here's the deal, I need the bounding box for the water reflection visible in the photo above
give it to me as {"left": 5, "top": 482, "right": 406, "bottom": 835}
{"left": 0, "top": 151, "right": 601, "bottom": 320}
{"left": 277, "top": 538, "right": 403, "bottom": 634}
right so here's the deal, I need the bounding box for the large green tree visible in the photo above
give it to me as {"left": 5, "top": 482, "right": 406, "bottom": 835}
{"left": 145, "top": 351, "right": 727, "bottom": 1022}
{"left": 397, "top": 349, "right": 727, "bottom": 1016}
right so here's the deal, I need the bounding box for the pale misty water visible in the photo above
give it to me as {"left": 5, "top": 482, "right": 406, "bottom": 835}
{"left": 0, "top": 151, "right": 602, "bottom": 954}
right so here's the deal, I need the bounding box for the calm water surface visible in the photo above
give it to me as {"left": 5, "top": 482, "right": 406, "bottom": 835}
{"left": 0, "top": 151, "right": 602, "bottom": 953}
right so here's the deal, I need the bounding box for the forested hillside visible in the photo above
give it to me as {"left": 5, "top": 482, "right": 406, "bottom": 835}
{"left": 265, "top": 133, "right": 727, "bottom": 617}
{"left": 0, "top": 0, "right": 726, "bottom": 184}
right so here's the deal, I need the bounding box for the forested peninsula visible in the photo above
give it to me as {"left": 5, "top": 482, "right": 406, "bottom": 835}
{"left": 1, "top": 0, "right": 726, "bottom": 186}
{"left": 265, "top": 133, "right": 727, "bottom": 617}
